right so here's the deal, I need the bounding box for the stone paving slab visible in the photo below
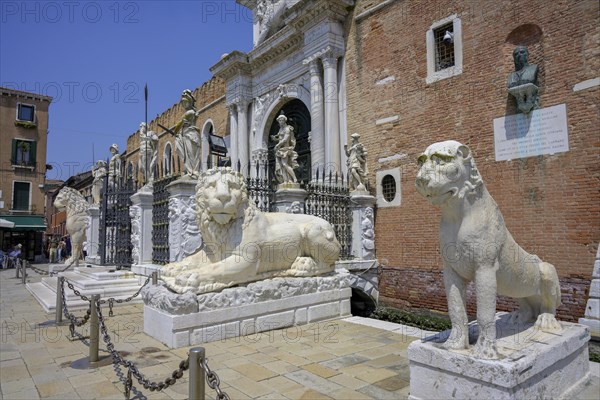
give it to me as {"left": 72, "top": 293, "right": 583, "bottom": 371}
{"left": 1, "top": 265, "right": 599, "bottom": 399}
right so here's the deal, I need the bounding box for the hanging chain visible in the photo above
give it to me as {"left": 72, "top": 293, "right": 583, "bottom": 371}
{"left": 202, "top": 358, "right": 230, "bottom": 400}
{"left": 60, "top": 278, "right": 91, "bottom": 330}
{"left": 95, "top": 299, "right": 189, "bottom": 392}
{"left": 99, "top": 274, "right": 151, "bottom": 305}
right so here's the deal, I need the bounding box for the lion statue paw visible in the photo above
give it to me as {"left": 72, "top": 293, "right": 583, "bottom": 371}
{"left": 535, "top": 313, "right": 562, "bottom": 332}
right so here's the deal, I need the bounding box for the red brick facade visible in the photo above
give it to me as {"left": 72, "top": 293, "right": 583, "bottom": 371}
{"left": 344, "top": 0, "right": 599, "bottom": 319}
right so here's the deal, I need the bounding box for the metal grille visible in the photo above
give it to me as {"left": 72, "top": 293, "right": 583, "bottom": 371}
{"left": 381, "top": 174, "right": 397, "bottom": 202}
{"left": 152, "top": 174, "right": 179, "bottom": 265}
{"left": 99, "top": 175, "right": 136, "bottom": 268}
{"left": 305, "top": 169, "right": 353, "bottom": 260}
{"left": 434, "top": 22, "right": 455, "bottom": 71}
{"left": 245, "top": 162, "right": 275, "bottom": 212}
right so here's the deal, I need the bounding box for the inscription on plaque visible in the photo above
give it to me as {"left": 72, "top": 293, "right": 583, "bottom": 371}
{"left": 493, "top": 103, "right": 569, "bottom": 161}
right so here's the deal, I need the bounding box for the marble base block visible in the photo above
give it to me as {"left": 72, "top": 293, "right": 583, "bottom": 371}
{"left": 143, "top": 271, "right": 352, "bottom": 348}
{"left": 408, "top": 314, "right": 591, "bottom": 400}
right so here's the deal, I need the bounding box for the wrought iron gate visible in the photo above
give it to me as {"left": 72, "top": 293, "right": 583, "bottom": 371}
{"left": 152, "top": 174, "right": 179, "bottom": 265}
{"left": 99, "top": 175, "right": 136, "bottom": 268}
{"left": 305, "top": 169, "right": 353, "bottom": 260}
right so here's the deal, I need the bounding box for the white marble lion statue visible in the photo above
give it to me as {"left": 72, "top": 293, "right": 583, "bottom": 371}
{"left": 160, "top": 168, "right": 341, "bottom": 294}
{"left": 53, "top": 187, "right": 90, "bottom": 268}
{"left": 415, "top": 140, "right": 562, "bottom": 359}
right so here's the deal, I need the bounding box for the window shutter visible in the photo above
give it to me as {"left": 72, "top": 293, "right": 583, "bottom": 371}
{"left": 11, "top": 139, "right": 17, "bottom": 164}
{"left": 30, "top": 141, "right": 37, "bottom": 166}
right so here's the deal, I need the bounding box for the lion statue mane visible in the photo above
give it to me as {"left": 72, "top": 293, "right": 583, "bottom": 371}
{"left": 415, "top": 140, "right": 562, "bottom": 359}
{"left": 160, "top": 167, "right": 341, "bottom": 294}
{"left": 53, "top": 187, "right": 90, "bottom": 267}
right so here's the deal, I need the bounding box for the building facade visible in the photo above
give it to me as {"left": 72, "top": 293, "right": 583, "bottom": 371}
{"left": 0, "top": 87, "right": 52, "bottom": 260}
{"left": 121, "top": 0, "right": 599, "bottom": 321}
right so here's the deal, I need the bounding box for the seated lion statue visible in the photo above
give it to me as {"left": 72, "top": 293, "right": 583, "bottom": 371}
{"left": 160, "top": 168, "right": 341, "bottom": 294}
{"left": 53, "top": 187, "right": 90, "bottom": 268}
{"left": 415, "top": 140, "right": 562, "bottom": 359}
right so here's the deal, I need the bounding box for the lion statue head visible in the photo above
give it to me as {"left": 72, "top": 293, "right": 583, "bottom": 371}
{"left": 195, "top": 168, "right": 257, "bottom": 251}
{"left": 415, "top": 140, "right": 483, "bottom": 207}
{"left": 54, "top": 187, "right": 89, "bottom": 216}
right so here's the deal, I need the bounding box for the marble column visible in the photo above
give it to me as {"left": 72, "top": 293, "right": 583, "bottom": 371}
{"left": 322, "top": 51, "right": 341, "bottom": 174}
{"left": 86, "top": 205, "right": 100, "bottom": 264}
{"left": 306, "top": 58, "right": 325, "bottom": 178}
{"left": 229, "top": 104, "right": 238, "bottom": 168}
{"left": 201, "top": 130, "right": 210, "bottom": 171}
{"left": 237, "top": 100, "right": 250, "bottom": 175}
{"left": 130, "top": 190, "right": 153, "bottom": 265}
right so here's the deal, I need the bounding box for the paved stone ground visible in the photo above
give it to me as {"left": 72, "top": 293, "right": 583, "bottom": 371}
{"left": 1, "top": 264, "right": 599, "bottom": 400}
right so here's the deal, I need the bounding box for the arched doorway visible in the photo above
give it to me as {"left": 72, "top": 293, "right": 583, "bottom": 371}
{"left": 267, "top": 99, "right": 311, "bottom": 183}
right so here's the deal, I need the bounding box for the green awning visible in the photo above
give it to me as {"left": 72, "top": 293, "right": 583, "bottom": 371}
{"left": 0, "top": 215, "right": 46, "bottom": 231}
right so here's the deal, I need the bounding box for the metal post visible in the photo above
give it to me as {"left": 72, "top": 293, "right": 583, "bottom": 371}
{"left": 89, "top": 294, "right": 100, "bottom": 363}
{"left": 15, "top": 259, "right": 19, "bottom": 278}
{"left": 189, "top": 347, "right": 206, "bottom": 400}
{"left": 21, "top": 260, "right": 26, "bottom": 284}
{"left": 55, "top": 277, "right": 63, "bottom": 323}
{"left": 151, "top": 271, "right": 158, "bottom": 285}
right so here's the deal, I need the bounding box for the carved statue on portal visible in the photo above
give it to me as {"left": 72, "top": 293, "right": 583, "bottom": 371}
{"left": 507, "top": 45, "right": 540, "bottom": 114}
{"left": 53, "top": 187, "right": 90, "bottom": 268}
{"left": 91, "top": 160, "right": 107, "bottom": 205}
{"left": 271, "top": 113, "right": 299, "bottom": 184}
{"left": 139, "top": 122, "right": 159, "bottom": 184}
{"left": 361, "top": 207, "right": 375, "bottom": 259}
{"left": 415, "top": 140, "right": 561, "bottom": 359}
{"left": 256, "top": 0, "right": 287, "bottom": 45}
{"left": 108, "top": 144, "right": 122, "bottom": 185}
{"left": 344, "top": 133, "right": 368, "bottom": 192}
{"left": 160, "top": 168, "right": 341, "bottom": 294}
{"left": 173, "top": 89, "right": 201, "bottom": 178}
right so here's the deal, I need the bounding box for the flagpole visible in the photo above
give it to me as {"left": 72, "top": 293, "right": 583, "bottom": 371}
{"left": 144, "top": 83, "right": 148, "bottom": 184}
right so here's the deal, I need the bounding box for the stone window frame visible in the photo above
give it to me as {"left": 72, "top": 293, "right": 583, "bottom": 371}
{"left": 16, "top": 102, "right": 36, "bottom": 122}
{"left": 163, "top": 142, "right": 173, "bottom": 175}
{"left": 376, "top": 168, "right": 401, "bottom": 208}
{"left": 11, "top": 180, "right": 32, "bottom": 212}
{"left": 426, "top": 14, "right": 463, "bottom": 84}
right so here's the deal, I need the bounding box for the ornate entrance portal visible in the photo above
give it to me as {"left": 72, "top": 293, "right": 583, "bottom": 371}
{"left": 267, "top": 99, "right": 311, "bottom": 183}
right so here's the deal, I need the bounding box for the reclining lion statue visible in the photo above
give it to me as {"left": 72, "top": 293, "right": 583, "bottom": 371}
{"left": 415, "top": 140, "right": 561, "bottom": 359}
{"left": 160, "top": 168, "right": 341, "bottom": 294}
{"left": 53, "top": 187, "right": 90, "bottom": 268}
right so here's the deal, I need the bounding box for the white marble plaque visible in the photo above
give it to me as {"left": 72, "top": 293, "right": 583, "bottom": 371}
{"left": 493, "top": 104, "right": 569, "bottom": 161}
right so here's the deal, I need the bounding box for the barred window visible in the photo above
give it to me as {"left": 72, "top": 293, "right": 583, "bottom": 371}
{"left": 434, "top": 22, "right": 454, "bottom": 71}
{"left": 381, "top": 175, "right": 396, "bottom": 202}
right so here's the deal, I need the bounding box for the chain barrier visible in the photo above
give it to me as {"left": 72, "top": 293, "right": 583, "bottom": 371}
{"left": 61, "top": 274, "right": 151, "bottom": 318}
{"left": 95, "top": 298, "right": 189, "bottom": 395}
{"left": 60, "top": 278, "right": 92, "bottom": 336}
{"left": 27, "top": 261, "right": 75, "bottom": 276}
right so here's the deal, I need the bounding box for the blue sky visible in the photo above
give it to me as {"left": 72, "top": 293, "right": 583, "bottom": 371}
{"left": 1, "top": 0, "right": 252, "bottom": 181}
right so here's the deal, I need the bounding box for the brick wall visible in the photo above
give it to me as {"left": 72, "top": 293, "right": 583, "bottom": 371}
{"left": 345, "top": 0, "right": 599, "bottom": 318}
{"left": 125, "top": 77, "right": 227, "bottom": 178}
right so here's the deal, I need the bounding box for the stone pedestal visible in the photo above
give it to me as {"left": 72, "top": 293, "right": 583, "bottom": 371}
{"left": 131, "top": 189, "right": 154, "bottom": 266}
{"left": 143, "top": 270, "right": 352, "bottom": 348}
{"left": 349, "top": 191, "right": 376, "bottom": 260}
{"left": 273, "top": 183, "right": 307, "bottom": 213}
{"left": 85, "top": 205, "right": 100, "bottom": 264}
{"left": 166, "top": 177, "right": 202, "bottom": 262}
{"left": 408, "top": 313, "right": 591, "bottom": 400}
{"left": 579, "top": 245, "right": 600, "bottom": 339}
